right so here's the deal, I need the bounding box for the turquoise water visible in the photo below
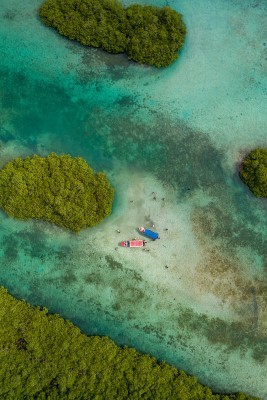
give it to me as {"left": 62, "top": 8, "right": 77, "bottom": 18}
{"left": 0, "top": 0, "right": 267, "bottom": 398}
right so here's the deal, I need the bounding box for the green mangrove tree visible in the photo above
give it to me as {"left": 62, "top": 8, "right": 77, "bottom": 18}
{"left": 39, "top": 0, "right": 186, "bottom": 67}
{"left": 0, "top": 153, "right": 114, "bottom": 231}
{"left": 239, "top": 148, "right": 267, "bottom": 197}
{"left": 0, "top": 287, "right": 258, "bottom": 399}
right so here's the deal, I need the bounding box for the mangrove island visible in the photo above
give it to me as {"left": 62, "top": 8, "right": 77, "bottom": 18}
{"left": 0, "top": 153, "right": 114, "bottom": 232}
{"left": 240, "top": 148, "right": 267, "bottom": 197}
{"left": 0, "top": 287, "right": 258, "bottom": 400}
{"left": 39, "top": 0, "right": 186, "bottom": 68}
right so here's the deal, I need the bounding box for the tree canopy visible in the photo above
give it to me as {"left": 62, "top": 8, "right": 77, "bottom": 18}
{"left": 0, "top": 153, "right": 114, "bottom": 232}
{"left": 239, "top": 148, "right": 267, "bottom": 197}
{"left": 39, "top": 0, "right": 186, "bottom": 67}
{"left": 0, "top": 287, "right": 258, "bottom": 399}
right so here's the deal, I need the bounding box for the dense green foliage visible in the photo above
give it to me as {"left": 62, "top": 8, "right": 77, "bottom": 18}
{"left": 0, "top": 287, "right": 258, "bottom": 400}
{"left": 0, "top": 153, "right": 114, "bottom": 232}
{"left": 239, "top": 148, "right": 267, "bottom": 197}
{"left": 39, "top": 0, "right": 186, "bottom": 67}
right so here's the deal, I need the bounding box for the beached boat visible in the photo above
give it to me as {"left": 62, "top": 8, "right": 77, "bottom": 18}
{"left": 121, "top": 240, "right": 146, "bottom": 248}
{"left": 138, "top": 226, "right": 159, "bottom": 240}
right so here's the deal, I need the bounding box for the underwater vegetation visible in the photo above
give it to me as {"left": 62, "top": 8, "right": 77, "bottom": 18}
{"left": 0, "top": 153, "right": 114, "bottom": 232}
{"left": 0, "top": 287, "right": 258, "bottom": 400}
{"left": 240, "top": 148, "right": 267, "bottom": 198}
{"left": 39, "top": 0, "right": 186, "bottom": 67}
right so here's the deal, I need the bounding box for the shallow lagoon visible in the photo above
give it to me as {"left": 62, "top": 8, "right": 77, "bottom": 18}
{"left": 0, "top": 0, "right": 267, "bottom": 398}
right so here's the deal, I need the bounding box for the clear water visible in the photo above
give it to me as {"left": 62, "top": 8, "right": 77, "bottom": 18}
{"left": 0, "top": 0, "right": 267, "bottom": 398}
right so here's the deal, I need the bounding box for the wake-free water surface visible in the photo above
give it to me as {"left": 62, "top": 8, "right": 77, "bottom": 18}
{"left": 0, "top": 0, "right": 266, "bottom": 398}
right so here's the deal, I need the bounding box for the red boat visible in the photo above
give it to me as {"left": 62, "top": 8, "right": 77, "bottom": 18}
{"left": 121, "top": 240, "right": 146, "bottom": 248}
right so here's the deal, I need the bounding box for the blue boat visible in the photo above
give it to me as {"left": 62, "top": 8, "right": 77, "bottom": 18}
{"left": 138, "top": 226, "right": 159, "bottom": 240}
